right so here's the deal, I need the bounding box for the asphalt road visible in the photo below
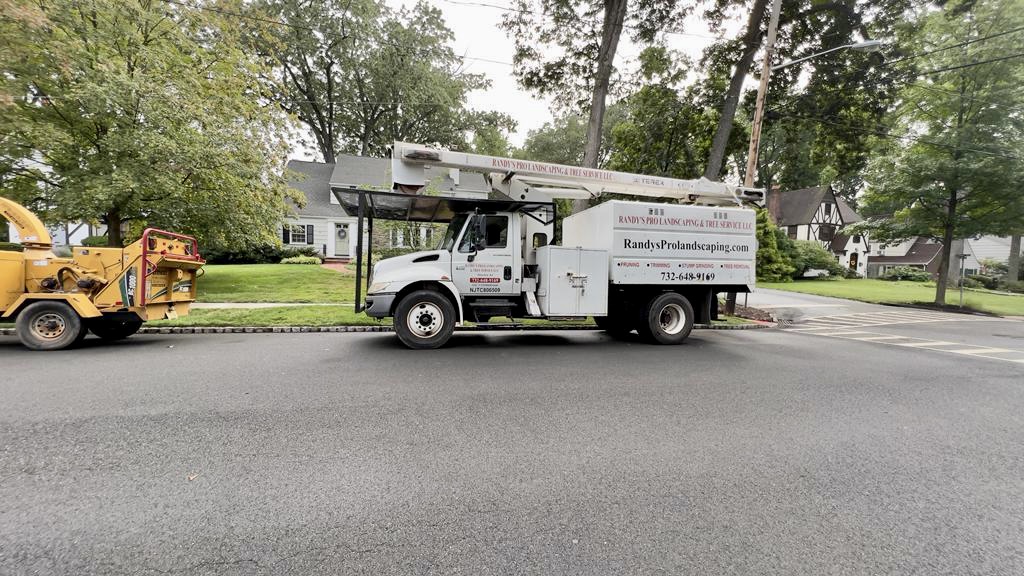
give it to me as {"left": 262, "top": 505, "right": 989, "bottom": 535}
{"left": 2, "top": 320, "right": 1024, "bottom": 575}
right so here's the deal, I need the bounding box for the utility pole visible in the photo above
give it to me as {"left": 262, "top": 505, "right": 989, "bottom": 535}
{"left": 725, "top": 0, "right": 781, "bottom": 315}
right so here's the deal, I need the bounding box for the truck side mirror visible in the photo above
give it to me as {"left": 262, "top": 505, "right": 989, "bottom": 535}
{"left": 474, "top": 215, "right": 487, "bottom": 251}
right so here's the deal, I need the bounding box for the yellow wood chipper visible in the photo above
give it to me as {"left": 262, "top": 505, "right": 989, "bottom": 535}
{"left": 1, "top": 196, "right": 204, "bottom": 350}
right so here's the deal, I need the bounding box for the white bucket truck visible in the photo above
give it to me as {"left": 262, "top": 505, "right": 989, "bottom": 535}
{"left": 352, "top": 142, "right": 762, "bottom": 349}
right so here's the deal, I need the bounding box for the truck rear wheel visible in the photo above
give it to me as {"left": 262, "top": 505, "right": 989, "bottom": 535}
{"left": 89, "top": 317, "right": 143, "bottom": 341}
{"left": 638, "top": 293, "right": 694, "bottom": 345}
{"left": 394, "top": 289, "right": 456, "bottom": 349}
{"left": 15, "top": 301, "right": 84, "bottom": 351}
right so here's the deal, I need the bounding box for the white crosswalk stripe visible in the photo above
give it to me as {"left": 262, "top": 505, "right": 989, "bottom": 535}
{"left": 784, "top": 310, "right": 999, "bottom": 331}
{"left": 781, "top": 310, "right": 1024, "bottom": 365}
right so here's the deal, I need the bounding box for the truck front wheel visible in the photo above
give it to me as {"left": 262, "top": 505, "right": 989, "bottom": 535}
{"left": 638, "top": 293, "right": 694, "bottom": 345}
{"left": 394, "top": 289, "right": 456, "bottom": 349}
{"left": 15, "top": 301, "right": 85, "bottom": 351}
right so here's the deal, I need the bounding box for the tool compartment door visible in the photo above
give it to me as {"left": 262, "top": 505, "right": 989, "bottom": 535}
{"left": 536, "top": 246, "right": 608, "bottom": 316}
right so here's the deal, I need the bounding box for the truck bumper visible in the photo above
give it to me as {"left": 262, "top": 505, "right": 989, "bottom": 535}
{"left": 364, "top": 293, "right": 396, "bottom": 318}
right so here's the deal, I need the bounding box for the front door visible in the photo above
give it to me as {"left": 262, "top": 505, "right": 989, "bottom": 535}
{"left": 849, "top": 251, "right": 858, "bottom": 271}
{"left": 451, "top": 213, "right": 518, "bottom": 296}
{"left": 334, "top": 223, "right": 349, "bottom": 257}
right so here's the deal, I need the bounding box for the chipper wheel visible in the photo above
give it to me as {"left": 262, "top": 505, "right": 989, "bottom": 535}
{"left": 15, "top": 300, "right": 85, "bottom": 351}
{"left": 89, "top": 317, "right": 144, "bottom": 341}
{"left": 394, "top": 289, "right": 456, "bottom": 349}
{"left": 637, "top": 293, "right": 694, "bottom": 345}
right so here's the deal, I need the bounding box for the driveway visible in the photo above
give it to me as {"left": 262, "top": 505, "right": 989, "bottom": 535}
{"left": 1, "top": 327, "right": 1023, "bottom": 575}
{"left": 745, "top": 287, "right": 898, "bottom": 321}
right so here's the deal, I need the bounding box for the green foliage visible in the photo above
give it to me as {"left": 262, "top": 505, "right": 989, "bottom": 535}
{"left": 252, "top": 0, "right": 510, "bottom": 159}
{"left": 0, "top": 241, "right": 23, "bottom": 252}
{"left": 754, "top": 209, "right": 795, "bottom": 282}
{"left": 280, "top": 255, "right": 322, "bottom": 265}
{"left": 980, "top": 258, "right": 1009, "bottom": 277}
{"left": 1002, "top": 281, "right": 1024, "bottom": 294}
{"left": 880, "top": 266, "right": 932, "bottom": 282}
{"left": 80, "top": 235, "right": 110, "bottom": 248}
{"left": 960, "top": 276, "right": 983, "bottom": 289}
{"left": 499, "top": 1, "right": 688, "bottom": 113}
{"left": 966, "top": 274, "right": 1000, "bottom": 290}
{"left": 0, "top": 0, "right": 297, "bottom": 251}
{"left": 204, "top": 244, "right": 322, "bottom": 265}
{"left": 856, "top": 0, "right": 1024, "bottom": 305}
{"left": 787, "top": 240, "right": 845, "bottom": 279}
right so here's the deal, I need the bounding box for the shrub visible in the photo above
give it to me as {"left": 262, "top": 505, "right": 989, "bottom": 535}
{"left": 881, "top": 266, "right": 932, "bottom": 282}
{"left": 81, "top": 235, "right": 110, "bottom": 247}
{"left": 960, "top": 277, "right": 983, "bottom": 289}
{"left": 755, "top": 209, "right": 795, "bottom": 282}
{"left": 1001, "top": 280, "right": 1024, "bottom": 294}
{"left": 204, "top": 244, "right": 322, "bottom": 264}
{"left": 373, "top": 246, "right": 420, "bottom": 261}
{"left": 787, "top": 240, "right": 845, "bottom": 279}
{"left": 842, "top": 267, "right": 863, "bottom": 279}
{"left": 0, "top": 241, "right": 24, "bottom": 252}
{"left": 280, "top": 255, "right": 322, "bottom": 265}
{"left": 966, "top": 274, "right": 999, "bottom": 290}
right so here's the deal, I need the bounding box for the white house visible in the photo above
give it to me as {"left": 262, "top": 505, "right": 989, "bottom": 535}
{"left": 282, "top": 155, "right": 488, "bottom": 261}
{"left": 7, "top": 220, "right": 104, "bottom": 247}
{"left": 767, "top": 184, "right": 871, "bottom": 275}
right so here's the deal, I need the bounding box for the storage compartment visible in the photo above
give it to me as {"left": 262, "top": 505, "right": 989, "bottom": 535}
{"left": 562, "top": 200, "right": 758, "bottom": 287}
{"left": 535, "top": 246, "right": 608, "bottom": 316}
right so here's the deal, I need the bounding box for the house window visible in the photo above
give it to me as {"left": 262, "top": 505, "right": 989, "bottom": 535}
{"left": 283, "top": 224, "right": 313, "bottom": 245}
{"left": 390, "top": 228, "right": 405, "bottom": 248}
{"left": 853, "top": 234, "right": 862, "bottom": 244}
{"left": 787, "top": 225, "right": 798, "bottom": 239}
{"left": 824, "top": 203, "right": 833, "bottom": 217}
{"left": 818, "top": 224, "right": 836, "bottom": 242}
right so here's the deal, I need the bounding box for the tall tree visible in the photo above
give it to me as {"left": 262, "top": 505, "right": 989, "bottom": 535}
{"left": 0, "top": 0, "right": 296, "bottom": 249}
{"left": 855, "top": 0, "right": 1024, "bottom": 305}
{"left": 501, "top": 0, "right": 687, "bottom": 212}
{"left": 700, "top": 0, "right": 905, "bottom": 186}
{"left": 253, "top": 0, "right": 503, "bottom": 160}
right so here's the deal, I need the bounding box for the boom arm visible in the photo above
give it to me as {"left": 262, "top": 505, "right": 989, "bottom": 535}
{"left": 0, "top": 196, "right": 52, "bottom": 248}
{"left": 390, "top": 141, "right": 764, "bottom": 205}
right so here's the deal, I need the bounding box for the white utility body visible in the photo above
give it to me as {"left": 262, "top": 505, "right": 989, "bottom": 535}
{"left": 361, "top": 142, "right": 762, "bottom": 349}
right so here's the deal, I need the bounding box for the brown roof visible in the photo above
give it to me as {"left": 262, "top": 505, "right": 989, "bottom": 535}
{"left": 830, "top": 233, "right": 851, "bottom": 253}
{"left": 868, "top": 238, "right": 942, "bottom": 265}
{"left": 773, "top": 186, "right": 827, "bottom": 226}
{"left": 771, "top": 185, "right": 863, "bottom": 226}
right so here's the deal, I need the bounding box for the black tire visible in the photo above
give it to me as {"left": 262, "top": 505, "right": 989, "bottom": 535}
{"left": 15, "top": 301, "right": 85, "bottom": 351}
{"left": 637, "top": 293, "right": 694, "bottom": 345}
{"left": 89, "top": 317, "right": 143, "bottom": 341}
{"left": 393, "top": 289, "right": 456, "bottom": 349}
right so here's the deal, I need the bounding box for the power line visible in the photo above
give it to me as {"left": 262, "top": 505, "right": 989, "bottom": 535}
{"left": 773, "top": 110, "right": 1022, "bottom": 161}
{"left": 882, "top": 24, "right": 1024, "bottom": 67}
{"left": 915, "top": 50, "right": 1024, "bottom": 75}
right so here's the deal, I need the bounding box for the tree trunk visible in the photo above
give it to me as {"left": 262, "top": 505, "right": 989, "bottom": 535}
{"left": 934, "top": 195, "right": 958, "bottom": 305}
{"left": 703, "top": 0, "right": 769, "bottom": 181}
{"left": 1009, "top": 234, "right": 1021, "bottom": 282}
{"left": 105, "top": 208, "right": 122, "bottom": 247}
{"left": 573, "top": 0, "right": 627, "bottom": 214}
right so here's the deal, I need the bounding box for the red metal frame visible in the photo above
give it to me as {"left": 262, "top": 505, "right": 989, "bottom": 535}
{"left": 139, "top": 228, "right": 203, "bottom": 306}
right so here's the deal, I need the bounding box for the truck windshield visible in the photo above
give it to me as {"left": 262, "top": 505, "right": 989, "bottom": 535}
{"left": 437, "top": 214, "right": 469, "bottom": 251}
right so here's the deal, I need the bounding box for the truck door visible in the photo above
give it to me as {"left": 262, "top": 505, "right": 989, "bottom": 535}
{"left": 451, "top": 213, "right": 518, "bottom": 296}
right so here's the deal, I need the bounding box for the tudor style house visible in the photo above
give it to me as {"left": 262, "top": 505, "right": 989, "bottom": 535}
{"left": 766, "top": 184, "right": 870, "bottom": 275}
{"left": 283, "top": 154, "right": 487, "bottom": 260}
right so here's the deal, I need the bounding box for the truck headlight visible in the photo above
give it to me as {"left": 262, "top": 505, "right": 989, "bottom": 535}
{"left": 368, "top": 281, "right": 392, "bottom": 294}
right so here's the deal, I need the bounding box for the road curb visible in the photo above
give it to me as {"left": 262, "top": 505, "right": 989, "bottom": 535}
{"left": 0, "top": 322, "right": 771, "bottom": 337}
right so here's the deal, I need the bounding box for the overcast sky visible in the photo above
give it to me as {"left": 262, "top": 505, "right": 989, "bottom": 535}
{"left": 292, "top": 1, "right": 744, "bottom": 160}
{"left": 401, "top": 0, "right": 741, "bottom": 146}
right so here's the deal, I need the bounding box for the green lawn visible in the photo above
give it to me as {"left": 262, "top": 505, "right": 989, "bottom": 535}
{"left": 150, "top": 305, "right": 383, "bottom": 327}
{"left": 196, "top": 264, "right": 355, "bottom": 303}
{"left": 759, "top": 278, "right": 1024, "bottom": 317}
